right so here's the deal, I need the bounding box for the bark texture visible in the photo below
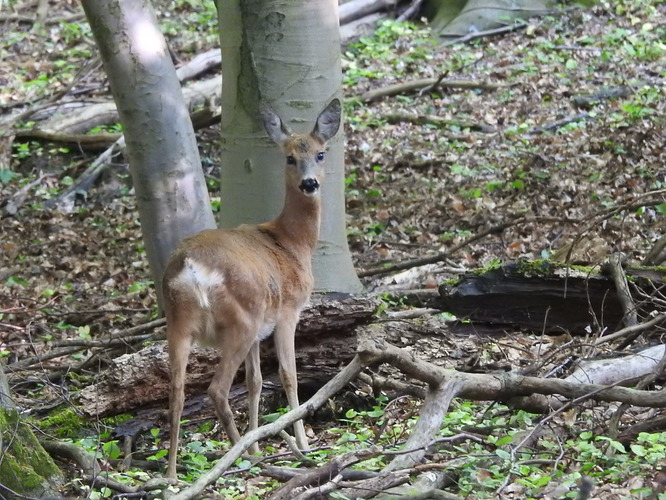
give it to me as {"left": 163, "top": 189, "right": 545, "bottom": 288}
{"left": 218, "top": 0, "right": 363, "bottom": 293}
{"left": 81, "top": 0, "right": 216, "bottom": 308}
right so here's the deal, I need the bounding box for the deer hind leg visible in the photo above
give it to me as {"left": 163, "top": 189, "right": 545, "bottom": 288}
{"left": 244, "top": 341, "right": 262, "bottom": 454}
{"left": 207, "top": 323, "right": 257, "bottom": 448}
{"left": 166, "top": 311, "right": 195, "bottom": 478}
{"left": 273, "top": 311, "right": 309, "bottom": 450}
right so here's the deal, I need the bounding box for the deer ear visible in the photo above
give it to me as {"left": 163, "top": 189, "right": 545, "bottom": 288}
{"left": 261, "top": 104, "right": 292, "bottom": 144}
{"left": 312, "top": 98, "right": 341, "bottom": 142}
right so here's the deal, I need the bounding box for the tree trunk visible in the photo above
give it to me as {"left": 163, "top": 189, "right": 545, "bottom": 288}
{"left": 80, "top": 0, "right": 216, "bottom": 308}
{"left": 217, "top": 0, "right": 363, "bottom": 293}
{"left": 0, "top": 364, "right": 63, "bottom": 498}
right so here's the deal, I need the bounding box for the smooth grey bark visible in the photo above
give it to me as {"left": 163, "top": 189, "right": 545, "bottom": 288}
{"left": 81, "top": 0, "right": 216, "bottom": 308}
{"left": 218, "top": 0, "right": 363, "bottom": 293}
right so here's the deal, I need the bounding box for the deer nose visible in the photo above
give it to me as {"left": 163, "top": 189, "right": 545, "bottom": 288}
{"left": 299, "top": 178, "right": 320, "bottom": 194}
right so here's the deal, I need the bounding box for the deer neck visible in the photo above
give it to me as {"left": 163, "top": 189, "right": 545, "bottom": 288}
{"left": 271, "top": 182, "right": 321, "bottom": 255}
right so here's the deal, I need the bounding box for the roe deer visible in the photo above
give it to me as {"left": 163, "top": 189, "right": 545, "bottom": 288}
{"left": 163, "top": 99, "right": 342, "bottom": 478}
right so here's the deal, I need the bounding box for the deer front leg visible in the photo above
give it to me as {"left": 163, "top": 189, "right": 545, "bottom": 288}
{"left": 244, "top": 341, "right": 262, "bottom": 455}
{"left": 273, "top": 312, "right": 309, "bottom": 451}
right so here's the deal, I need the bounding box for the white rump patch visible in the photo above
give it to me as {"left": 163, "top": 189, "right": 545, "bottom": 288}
{"left": 257, "top": 321, "right": 276, "bottom": 341}
{"left": 171, "top": 258, "right": 224, "bottom": 309}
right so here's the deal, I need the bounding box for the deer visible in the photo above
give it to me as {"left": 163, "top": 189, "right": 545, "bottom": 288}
{"left": 162, "top": 99, "right": 342, "bottom": 478}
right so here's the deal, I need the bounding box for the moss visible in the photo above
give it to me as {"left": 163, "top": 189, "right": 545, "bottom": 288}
{"left": 511, "top": 259, "right": 596, "bottom": 277}
{"left": 0, "top": 408, "right": 62, "bottom": 495}
{"left": 36, "top": 406, "right": 88, "bottom": 438}
{"left": 441, "top": 278, "right": 460, "bottom": 286}
{"left": 102, "top": 412, "right": 133, "bottom": 426}
{"left": 471, "top": 258, "right": 503, "bottom": 275}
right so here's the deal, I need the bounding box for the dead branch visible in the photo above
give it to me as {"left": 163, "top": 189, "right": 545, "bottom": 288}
{"left": 358, "top": 371, "right": 427, "bottom": 399}
{"left": 527, "top": 112, "right": 593, "bottom": 135}
{"left": 384, "top": 378, "right": 464, "bottom": 472}
{"left": 602, "top": 253, "right": 638, "bottom": 328}
{"left": 355, "top": 334, "right": 666, "bottom": 408}
{"left": 44, "top": 136, "right": 125, "bottom": 211}
{"left": 335, "top": 470, "right": 411, "bottom": 499}
{"left": 441, "top": 22, "right": 528, "bottom": 46}
{"left": 40, "top": 440, "right": 100, "bottom": 476}
{"left": 383, "top": 112, "right": 496, "bottom": 133}
{"left": 341, "top": 13, "right": 388, "bottom": 46}
{"left": 13, "top": 128, "right": 121, "bottom": 151}
{"left": 0, "top": 12, "right": 85, "bottom": 24}
{"left": 571, "top": 85, "right": 633, "bottom": 109}
{"left": 339, "top": 0, "right": 396, "bottom": 24}
{"left": 373, "top": 470, "right": 461, "bottom": 500}
{"left": 267, "top": 446, "right": 382, "bottom": 500}
{"left": 396, "top": 0, "right": 424, "bottom": 22}
{"left": 359, "top": 78, "right": 508, "bottom": 102}
{"left": 175, "top": 48, "right": 221, "bottom": 83}
{"left": 594, "top": 313, "right": 666, "bottom": 346}
{"left": 2, "top": 172, "right": 52, "bottom": 216}
{"left": 566, "top": 344, "right": 666, "bottom": 386}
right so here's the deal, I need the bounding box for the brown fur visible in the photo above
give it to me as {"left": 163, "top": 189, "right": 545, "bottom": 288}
{"left": 163, "top": 100, "right": 341, "bottom": 478}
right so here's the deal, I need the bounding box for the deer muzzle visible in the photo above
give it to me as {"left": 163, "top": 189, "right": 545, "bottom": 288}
{"left": 299, "top": 178, "right": 320, "bottom": 194}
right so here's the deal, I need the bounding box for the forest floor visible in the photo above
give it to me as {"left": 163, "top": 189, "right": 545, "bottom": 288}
{"left": 1, "top": 0, "right": 665, "bottom": 499}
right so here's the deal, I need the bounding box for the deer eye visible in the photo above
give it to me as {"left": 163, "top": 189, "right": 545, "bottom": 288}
{"left": 316, "top": 152, "right": 325, "bottom": 161}
{"left": 286, "top": 156, "right": 296, "bottom": 165}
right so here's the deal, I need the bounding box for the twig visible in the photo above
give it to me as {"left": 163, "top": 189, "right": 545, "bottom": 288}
{"left": 383, "top": 112, "right": 496, "bottom": 133}
{"left": 267, "top": 446, "right": 381, "bottom": 500}
{"left": 396, "top": 0, "right": 423, "bottom": 22}
{"left": 44, "top": 135, "right": 125, "bottom": 210}
{"left": 593, "top": 313, "right": 666, "bottom": 346}
{"left": 441, "top": 22, "right": 528, "bottom": 46}
{"left": 358, "top": 78, "right": 507, "bottom": 102}
{"left": 602, "top": 253, "right": 638, "bottom": 329}
{"left": 3, "top": 172, "right": 53, "bottom": 216}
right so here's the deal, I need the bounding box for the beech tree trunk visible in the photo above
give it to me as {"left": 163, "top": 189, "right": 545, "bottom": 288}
{"left": 217, "top": 0, "right": 363, "bottom": 293}
{"left": 81, "top": 0, "right": 216, "bottom": 308}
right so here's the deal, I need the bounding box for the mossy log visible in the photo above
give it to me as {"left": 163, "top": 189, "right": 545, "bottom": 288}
{"left": 0, "top": 367, "right": 63, "bottom": 498}
{"left": 432, "top": 261, "right": 666, "bottom": 334}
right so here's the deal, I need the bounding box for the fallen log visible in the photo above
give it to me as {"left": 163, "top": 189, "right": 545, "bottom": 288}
{"left": 78, "top": 293, "right": 379, "bottom": 417}
{"left": 431, "top": 261, "right": 666, "bottom": 334}
{"left": 339, "top": 0, "right": 396, "bottom": 25}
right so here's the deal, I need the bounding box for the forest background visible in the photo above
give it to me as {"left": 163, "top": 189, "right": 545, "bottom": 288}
{"left": 0, "top": 0, "right": 665, "bottom": 499}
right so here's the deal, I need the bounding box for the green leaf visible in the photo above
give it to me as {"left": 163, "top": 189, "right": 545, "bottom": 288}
{"left": 5, "top": 276, "right": 28, "bottom": 287}
{"left": 496, "top": 436, "right": 513, "bottom": 446}
{"left": 147, "top": 449, "right": 168, "bottom": 461}
{"left": 0, "top": 169, "right": 18, "bottom": 183}
{"left": 102, "top": 440, "right": 121, "bottom": 459}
